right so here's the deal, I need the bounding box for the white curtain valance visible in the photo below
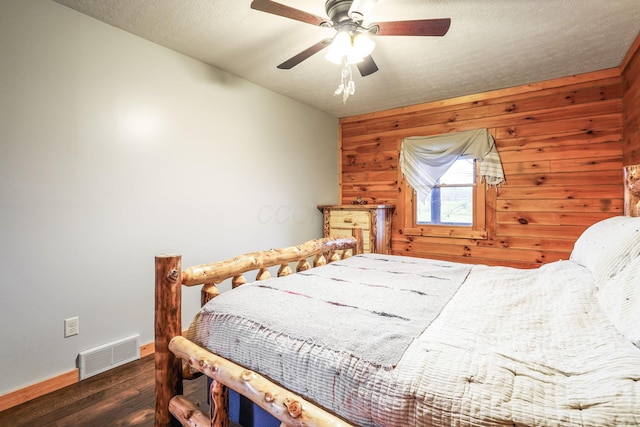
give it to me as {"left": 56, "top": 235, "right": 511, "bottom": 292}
{"left": 400, "top": 128, "right": 505, "bottom": 198}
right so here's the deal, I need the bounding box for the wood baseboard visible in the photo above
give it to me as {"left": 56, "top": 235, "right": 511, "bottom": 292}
{"left": 0, "top": 339, "right": 162, "bottom": 412}
{"left": 0, "top": 369, "right": 78, "bottom": 412}
{"left": 140, "top": 340, "right": 155, "bottom": 358}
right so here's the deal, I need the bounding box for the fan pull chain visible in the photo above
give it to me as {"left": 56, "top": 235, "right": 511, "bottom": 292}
{"left": 334, "top": 62, "right": 355, "bottom": 104}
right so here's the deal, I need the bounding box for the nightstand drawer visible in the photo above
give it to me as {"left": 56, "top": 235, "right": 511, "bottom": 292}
{"left": 329, "top": 210, "right": 371, "bottom": 230}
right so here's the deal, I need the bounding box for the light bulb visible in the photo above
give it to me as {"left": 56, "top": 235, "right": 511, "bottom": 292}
{"left": 352, "top": 32, "right": 375, "bottom": 58}
{"left": 325, "top": 31, "right": 352, "bottom": 64}
{"left": 326, "top": 31, "right": 375, "bottom": 65}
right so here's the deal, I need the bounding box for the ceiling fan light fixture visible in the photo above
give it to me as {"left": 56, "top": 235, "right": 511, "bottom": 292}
{"left": 353, "top": 31, "right": 375, "bottom": 58}
{"left": 325, "top": 30, "right": 375, "bottom": 65}
{"left": 325, "top": 31, "right": 351, "bottom": 64}
{"left": 251, "top": 0, "right": 452, "bottom": 104}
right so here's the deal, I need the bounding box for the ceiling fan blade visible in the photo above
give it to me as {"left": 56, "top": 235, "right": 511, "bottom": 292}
{"left": 370, "top": 18, "right": 451, "bottom": 36}
{"left": 251, "top": 0, "right": 327, "bottom": 27}
{"left": 357, "top": 55, "right": 378, "bottom": 77}
{"left": 277, "top": 39, "right": 332, "bottom": 69}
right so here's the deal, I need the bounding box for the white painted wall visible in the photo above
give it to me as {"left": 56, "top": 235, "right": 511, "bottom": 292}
{"left": 0, "top": 0, "right": 339, "bottom": 395}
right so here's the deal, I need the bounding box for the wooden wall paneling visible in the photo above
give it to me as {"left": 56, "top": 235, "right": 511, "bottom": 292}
{"left": 495, "top": 114, "right": 623, "bottom": 139}
{"left": 484, "top": 195, "right": 498, "bottom": 239}
{"left": 499, "top": 140, "right": 623, "bottom": 163}
{"left": 347, "top": 114, "right": 611, "bottom": 144}
{"left": 393, "top": 237, "right": 567, "bottom": 268}
{"left": 497, "top": 199, "right": 623, "bottom": 214}
{"left": 497, "top": 185, "right": 623, "bottom": 200}
{"left": 342, "top": 170, "right": 397, "bottom": 184}
{"left": 338, "top": 119, "right": 344, "bottom": 201}
{"left": 495, "top": 211, "right": 615, "bottom": 227}
{"left": 476, "top": 235, "right": 576, "bottom": 252}
{"left": 485, "top": 99, "right": 622, "bottom": 131}
{"left": 549, "top": 156, "right": 622, "bottom": 173}
{"left": 341, "top": 77, "right": 621, "bottom": 130}
{"left": 341, "top": 190, "right": 397, "bottom": 205}
{"left": 503, "top": 157, "right": 622, "bottom": 175}
{"left": 340, "top": 69, "right": 622, "bottom": 129}
{"left": 341, "top": 150, "right": 397, "bottom": 172}
{"left": 498, "top": 128, "right": 623, "bottom": 147}
{"left": 340, "top": 68, "right": 626, "bottom": 267}
{"left": 624, "top": 93, "right": 640, "bottom": 127}
{"left": 504, "top": 169, "right": 623, "bottom": 187}
{"left": 341, "top": 181, "right": 398, "bottom": 194}
{"left": 623, "top": 32, "right": 640, "bottom": 165}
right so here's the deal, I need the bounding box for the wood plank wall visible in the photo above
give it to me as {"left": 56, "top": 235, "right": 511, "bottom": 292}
{"left": 623, "top": 32, "right": 640, "bottom": 166}
{"left": 339, "top": 68, "right": 627, "bottom": 268}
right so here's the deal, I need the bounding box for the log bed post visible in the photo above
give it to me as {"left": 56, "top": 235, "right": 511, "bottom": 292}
{"left": 155, "top": 254, "right": 183, "bottom": 427}
{"left": 156, "top": 231, "right": 362, "bottom": 427}
{"left": 352, "top": 227, "right": 363, "bottom": 255}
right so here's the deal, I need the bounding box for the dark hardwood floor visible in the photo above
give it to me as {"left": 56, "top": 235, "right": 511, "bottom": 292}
{"left": 0, "top": 355, "right": 211, "bottom": 427}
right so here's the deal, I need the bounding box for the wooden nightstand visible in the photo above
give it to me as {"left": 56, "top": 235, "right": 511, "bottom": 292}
{"left": 318, "top": 205, "right": 394, "bottom": 254}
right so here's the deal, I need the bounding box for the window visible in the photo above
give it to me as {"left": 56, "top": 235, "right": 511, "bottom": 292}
{"left": 399, "top": 129, "right": 503, "bottom": 240}
{"left": 416, "top": 158, "right": 475, "bottom": 226}
{"left": 403, "top": 159, "right": 488, "bottom": 239}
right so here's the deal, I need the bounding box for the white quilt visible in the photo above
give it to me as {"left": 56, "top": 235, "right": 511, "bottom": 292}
{"left": 189, "top": 217, "right": 640, "bottom": 427}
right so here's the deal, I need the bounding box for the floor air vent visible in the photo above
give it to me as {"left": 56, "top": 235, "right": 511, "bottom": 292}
{"left": 78, "top": 334, "right": 140, "bottom": 380}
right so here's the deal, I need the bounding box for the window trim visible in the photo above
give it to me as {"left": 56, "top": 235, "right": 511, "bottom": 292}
{"left": 402, "top": 161, "right": 488, "bottom": 240}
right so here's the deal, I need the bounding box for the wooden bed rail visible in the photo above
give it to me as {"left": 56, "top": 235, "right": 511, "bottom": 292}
{"left": 181, "top": 234, "right": 360, "bottom": 286}
{"left": 155, "top": 230, "right": 362, "bottom": 427}
{"left": 168, "top": 336, "right": 354, "bottom": 427}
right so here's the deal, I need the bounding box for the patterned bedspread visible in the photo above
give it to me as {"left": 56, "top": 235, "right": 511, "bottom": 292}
{"left": 188, "top": 253, "right": 640, "bottom": 426}
{"left": 192, "top": 255, "right": 470, "bottom": 368}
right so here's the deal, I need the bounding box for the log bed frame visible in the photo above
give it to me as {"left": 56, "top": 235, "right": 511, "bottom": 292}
{"left": 155, "top": 166, "right": 640, "bottom": 427}
{"left": 154, "top": 229, "right": 363, "bottom": 427}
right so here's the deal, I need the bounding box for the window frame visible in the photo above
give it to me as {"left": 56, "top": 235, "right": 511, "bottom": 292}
{"left": 402, "top": 161, "right": 488, "bottom": 239}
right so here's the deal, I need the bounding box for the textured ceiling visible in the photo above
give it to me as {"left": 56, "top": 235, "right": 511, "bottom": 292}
{"left": 51, "top": 0, "right": 640, "bottom": 118}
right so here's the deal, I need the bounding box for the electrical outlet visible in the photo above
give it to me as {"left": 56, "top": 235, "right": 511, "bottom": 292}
{"left": 64, "top": 317, "right": 79, "bottom": 338}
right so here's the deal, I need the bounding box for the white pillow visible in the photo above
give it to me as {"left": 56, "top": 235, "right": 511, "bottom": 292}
{"left": 570, "top": 216, "right": 640, "bottom": 286}
{"left": 596, "top": 255, "right": 640, "bottom": 348}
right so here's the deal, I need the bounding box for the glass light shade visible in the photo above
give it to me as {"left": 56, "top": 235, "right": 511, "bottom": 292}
{"left": 325, "top": 31, "right": 375, "bottom": 65}
{"left": 352, "top": 32, "right": 375, "bottom": 59}
{"left": 325, "top": 31, "right": 352, "bottom": 64}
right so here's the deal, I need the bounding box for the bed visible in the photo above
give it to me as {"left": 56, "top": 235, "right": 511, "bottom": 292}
{"left": 154, "top": 215, "right": 640, "bottom": 427}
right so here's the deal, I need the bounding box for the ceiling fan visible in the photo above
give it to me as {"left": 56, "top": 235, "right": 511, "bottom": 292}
{"left": 250, "top": 0, "right": 451, "bottom": 77}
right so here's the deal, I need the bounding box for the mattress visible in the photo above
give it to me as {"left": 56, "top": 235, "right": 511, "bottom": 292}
{"left": 189, "top": 250, "right": 640, "bottom": 426}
